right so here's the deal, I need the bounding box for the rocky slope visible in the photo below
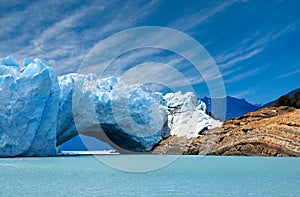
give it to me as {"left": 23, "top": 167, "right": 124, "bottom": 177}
{"left": 152, "top": 106, "right": 300, "bottom": 156}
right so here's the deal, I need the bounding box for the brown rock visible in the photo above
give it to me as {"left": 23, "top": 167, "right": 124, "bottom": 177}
{"left": 151, "top": 106, "right": 300, "bottom": 157}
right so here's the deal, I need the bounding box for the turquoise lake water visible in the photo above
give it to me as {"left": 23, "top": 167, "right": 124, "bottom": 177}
{"left": 0, "top": 155, "right": 299, "bottom": 196}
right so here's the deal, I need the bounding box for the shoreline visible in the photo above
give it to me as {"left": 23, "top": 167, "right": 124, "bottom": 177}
{"left": 58, "top": 150, "right": 119, "bottom": 156}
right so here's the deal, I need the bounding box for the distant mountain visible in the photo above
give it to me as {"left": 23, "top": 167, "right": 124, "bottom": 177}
{"left": 263, "top": 88, "right": 300, "bottom": 108}
{"left": 201, "top": 96, "right": 260, "bottom": 120}
{"left": 61, "top": 135, "right": 113, "bottom": 151}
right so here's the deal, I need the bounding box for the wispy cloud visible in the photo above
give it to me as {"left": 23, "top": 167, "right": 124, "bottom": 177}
{"left": 271, "top": 65, "right": 300, "bottom": 81}
{"left": 219, "top": 48, "right": 264, "bottom": 69}
{"left": 224, "top": 67, "right": 264, "bottom": 83}
{"left": 0, "top": 1, "right": 161, "bottom": 75}
{"left": 80, "top": 25, "right": 226, "bottom": 90}
{"left": 216, "top": 23, "right": 296, "bottom": 69}
{"left": 97, "top": 0, "right": 160, "bottom": 36}
{"left": 230, "top": 89, "right": 255, "bottom": 99}
{"left": 121, "top": 62, "right": 194, "bottom": 91}
{"left": 170, "top": 0, "right": 238, "bottom": 32}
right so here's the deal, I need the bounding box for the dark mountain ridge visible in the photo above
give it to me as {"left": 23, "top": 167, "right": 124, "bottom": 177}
{"left": 201, "top": 96, "right": 260, "bottom": 120}
{"left": 263, "top": 88, "right": 300, "bottom": 108}
{"left": 201, "top": 88, "right": 300, "bottom": 120}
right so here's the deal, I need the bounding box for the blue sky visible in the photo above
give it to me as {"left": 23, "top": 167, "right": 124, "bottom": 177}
{"left": 0, "top": 0, "right": 299, "bottom": 104}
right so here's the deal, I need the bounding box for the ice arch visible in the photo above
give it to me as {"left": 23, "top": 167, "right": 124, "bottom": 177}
{"left": 0, "top": 56, "right": 221, "bottom": 157}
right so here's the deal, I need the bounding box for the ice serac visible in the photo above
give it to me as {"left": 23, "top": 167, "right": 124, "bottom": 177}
{"left": 0, "top": 56, "right": 59, "bottom": 157}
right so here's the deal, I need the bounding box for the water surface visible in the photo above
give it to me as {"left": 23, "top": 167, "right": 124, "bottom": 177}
{"left": 0, "top": 156, "right": 299, "bottom": 196}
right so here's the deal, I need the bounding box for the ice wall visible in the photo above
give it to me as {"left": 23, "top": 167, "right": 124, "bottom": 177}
{"left": 0, "top": 56, "right": 59, "bottom": 157}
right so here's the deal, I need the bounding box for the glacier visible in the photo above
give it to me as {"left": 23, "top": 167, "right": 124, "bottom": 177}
{"left": 0, "top": 56, "right": 222, "bottom": 157}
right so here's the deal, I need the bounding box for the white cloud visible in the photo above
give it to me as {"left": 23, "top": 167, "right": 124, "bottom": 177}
{"left": 0, "top": 1, "right": 161, "bottom": 75}
{"left": 78, "top": 25, "right": 225, "bottom": 92}
{"left": 271, "top": 65, "right": 300, "bottom": 81}
{"left": 97, "top": 0, "right": 160, "bottom": 36}
{"left": 121, "top": 62, "right": 193, "bottom": 90}
{"left": 170, "top": 0, "right": 238, "bottom": 32}
{"left": 225, "top": 67, "right": 264, "bottom": 83}
{"left": 219, "top": 48, "right": 263, "bottom": 69}
{"left": 230, "top": 89, "right": 255, "bottom": 99}
{"left": 216, "top": 23, "right": 296, "bottom": 67}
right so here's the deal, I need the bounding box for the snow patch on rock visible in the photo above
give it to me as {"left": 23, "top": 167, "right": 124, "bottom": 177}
{"left": 164, "top": 92, "right": 222, "bottom": 139}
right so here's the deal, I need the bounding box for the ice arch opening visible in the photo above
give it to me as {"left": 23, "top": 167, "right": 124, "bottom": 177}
{"left": 60, "top": 135, "right": 114, "bottom": 152}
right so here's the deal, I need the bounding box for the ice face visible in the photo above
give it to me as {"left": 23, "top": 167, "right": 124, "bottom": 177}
{"left": 0, "top": 56, "right": 221, "bottom": 156}
{"left": 0, "top": 56, "right": 59, "bottom": 157}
